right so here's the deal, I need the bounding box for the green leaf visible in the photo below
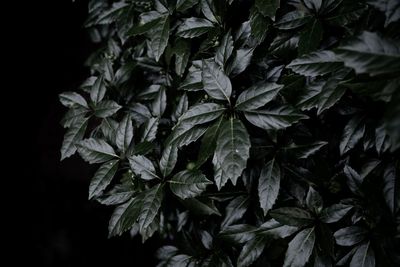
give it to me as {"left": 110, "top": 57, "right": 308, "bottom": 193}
{"left": 97, "top": 182, "right": 135, "bottom": 206}
{"left": 169, "top": 170, "right": 212, "bottom": 199}
{"left": 181, "top": 197, "right": 221, "bottom": 216}
{"left": 235, "top": 83, "right": 283, "bottom": 111}
{"left": 274, "top": 11, "right": 311, "bottom": 30}
{"left": 305, "top": 186, "right": 323, "bottom": 214}
{"left": 298, "top": 19, "right": 323, "bottom": 55}
{"left": 221, "top": 195, "right": 250, "bottom": 228}
{"left": 151, "top": 86, "right": 167, "bottom": 117}
{"left": 89, "top": 160, "right": 119, "bottom": 199}
{"left": 383, "top": 164, "right": 399, "bottom": 214}
{"left": 226, "top": 48, "right": 254, "bottom": 76}
{"left": 270, "top": 207, "right": 314, "bottom": 227}
{"left": 178, "top": 103, "right": 226, "bottom": 127}
{"left": 90, "top": 76, "right": 106, "bottom": 104}
{"left": 140, "top": 117, "right": 159, "bottom": 143}
{"left": 255, "top": 0, "right": 280, "bottom": 20}
{"left": 244, "top": 106, "right": 308, "bottom": 130}
{"left": 258, "top": 158, "right": 281, "bottom": 215}
{"left": 128, "top": 11, "right": 163, "bottom": 36}
{"left": 320, "top": 204, "right": 353, "bottom": 223}
{"left": 108, "top": 195, "right": 143, "bottom": 237}
{"left": 61, "top": 117, "right": 88, "bottom": 160}
{"left": 77, "top": 138, "right": 119, "bottom": 164}
{"left": 167, "top": 123, "right": 209, "bottom": 148}
{"left": 138, "top": 184, "right": 164, "bottom": 232}
{"left": 197, "top": 117, "right": 224, "bottom": 167}
{"left": 173, "top": 39, "right": 191, "bottom": 76}
{"left": 258, "top": 219, "right": 299, "bottom": 239}
{"left": 94, "top": 100, "right": 122, "bottom": 118}
{"left": 350, "top": 242, "right": 375, "bottom": 267}
{"left": 219, "top": 224, "right": 258, "bottom": 244}
{"left": 214, "top": 118, "right": 250, "bottom": 186}
{"left": 336, "top": 31, "right": 400, "bottom": 76}
{"left": 212, "top": 153, "right": 229, "bottom": 190}
{"left": 280, "top": 141, "right": 328, "bottom": 159}
{"left": 303, "top": 0, "right": 323, "bottom": 13}
{"left": 334, "top": 226, "right": 368, "bottom": 246}
{"left": 202, "top": 59, "right": 232, "bottom": 102}
{"left": 343, "top": 165, "right": 364, "bottom": 196}
{"left": 201, "top": 0, "right": 220, "bottom": 24}
{"left": 159, "top": 145, "right": 178, "bottom": 178}
{"left": 59, "top": 91, "right": 88, "bottom": 108}
{"left": 215, "top": 31, "right": 234, "bottom": 67}
{"left": 177, "top": 17, "right": 214, "bottom": 38}
{"left": 340, "top": 115, "right": 365, "bottom": 155}
{"left": 128, "top": 155, "right": 160, "bottom": 181}
{"left": 116, "top": 114, "right": 134, "bottom": 154}
{"left": 176, "top": 0, "right": 198, "bottom": 12}
{"left": 270, "top": 33, "right": 299, "bottom": 57}
{"left": 150, "top": 15, "right": 170, "bottom": 62}
{"left": 368, "top": 0, "right": 400, "bottom": 27}
{"left": 237, "top": 235, "right": 266, "bottom": 267}
{"left": 283, "top": 227, "right": 316, "bottom": 267}
{"left": 61, "top": 106, "right": 89, "bottom": 128}
{"left": 287, "top": 50, "right": 343, "bottom": 77}
{"left": 179, "top": 60, "right": 203, "bottom": 91}
{"left": 172, "top": 93, "right": 189, "bottom": 122}
{"left": 129, "top": 103, "right": 152, "bottom": 126}
{"left": 249, "top": 9, "right": 269, "bottom": 44}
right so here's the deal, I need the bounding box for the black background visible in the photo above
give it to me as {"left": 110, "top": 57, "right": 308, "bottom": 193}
{"left": 18, "top": 0, "right": 160, "bottom": 266}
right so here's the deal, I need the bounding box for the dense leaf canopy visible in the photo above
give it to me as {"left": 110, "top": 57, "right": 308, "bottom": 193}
{"left": 60, "top": 0, "right": 400, "bottom": 266}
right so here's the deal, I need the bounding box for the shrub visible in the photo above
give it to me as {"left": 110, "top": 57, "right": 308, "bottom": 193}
{"left": 60, "top": 0, "right": 400, "bottom": 266}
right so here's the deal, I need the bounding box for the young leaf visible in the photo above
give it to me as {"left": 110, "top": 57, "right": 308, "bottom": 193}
{"left": 202, "top": 59, "right": 232, "bottom": 102}
{"left": 214, "top": 118, "right": 250, "bottom": 186}
{"left": 283, "top": 227, "right": 316, "bottom": 267}
{"left": 258, "top": 158, "right": 281, "bottom": 215}
{"left": 77, "top": 138, "right": 119, "bottom": 164}
{"left": 169, "top": 170, "right": 212, "bottom": 199}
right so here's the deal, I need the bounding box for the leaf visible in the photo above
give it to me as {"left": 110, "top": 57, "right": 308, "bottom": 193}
{"left": 302, "top": 0, "right": 323, "bottom": 13}
{"left": 128, "top": 103, "right": 152, "bottom": 126}
{"left": 150, "top": 15, "right": 170, "bottom": 62}
{"left": 202, "top": 59, "right": 232, "bottom": 102}
{"left": 334, "top": 226, "right": 368, "bottom": 246}
{"left": 151, "top": 86, "right": 167, "bottom": 117}
{"left": 237, "top": 235, "right": 266, "bottom": 267}
{"left": 201, "top": 0, "right": 220, "bottom": 24}
{"left": 108, "top": 195, "right": 143, "bottom": 237}
{"left": 221, "top": 195, "right": 250, "bottom": 228}
{"left": 176, "top": 0, "right": 198, "bottom": 12}
{"left": 336, "top": 31, "right": 400, "bottom": 76}
{"left": 90, "top": 76, "right": 106, "bottom": 104}
{"left": 350, "top": 242, "right": 375, "bottom": 267}
{"left": 320, "top": 204, "right": 353, "bottom": 223}
{"left": 197, "top": 116, "right": 224, "bottom": 167}
{"left": 178, "top": 103, "right": 226, "bottom": 127}
{"left": 179, "top": 60, "right": 203, "bottom": 91}
{"left": 169, "top": 170, "right": 212, "bottom": 199}
{"left": 274, "top": 11, "right": 311, "bottom": 30}
{"left": 59, "top": 91, "right": 88, "bottom": 108}
{"left": 258, "top": 158, "right": 281, "bottom": 215}
{"left": 249, "top": 9, "right": 269, "bottom": 44}
{"left": 305, "top": 186, "right": 323, "bottom": 214}
{"left": 219, "top": 224, "right": 258, "bottom": 244}
{"left": 140, "top": 117, "right": 159, "bottom": 143}
{"left": 343, "top": 165, "right": 364, "bottom": 196}
{"left": 214, "top": 118, "right": 250, "bottom": 186}
{"left": 60, "top": 117, "right": 88, "bottom": 160}
{"left": 176, "top": 17, "right": 214, "bottom": 38}
{"left": 181, "top": 197, "right": 221, "bottom": 216}
{"left": 340, "top": 115, "right": 365, "bottom": 155}
{"left": 283, "top": 227, "right": 316, "bottom": 267}
{"left": 89, "top": 160, "right": 119, "bottom": 199}
{"left": 258, "top": 219, "right": 299, "bottom": 239}
{"left": 368, "top": 0, "right": 400, "bottom": 27}
{"left": 116, "top": 114, "right": 134, "bottom": 154}
{"left": 61, "top": 106, "right": 89, "bottom": 128}
{"left": 270, "top": 207, "right": 314, "bottom": 227}
{"left": 226, "top": 48, "right": 254, "bottom": 76}
{"left": 215, "top": 31, "right": 234, "bottom": 66}
{"left": 287, "top": 50, "right": 343, "bottom": 77}
{"left": 128, "top": 11, "right": 163, "bottom": 36}
{"left": 172, "top": 93, "right": 188, "bottom": 122}
{"left": 77, "top": 138, "right": 119, "bottom": 164}
{"left": 160, "top": 145, "right": 178, "bottom": 178}
{"left": 138, "top": 184, "right": 164, "bottom": 232}
{"left": 128, "top": 155, "right": 160, "bottom": 181}
{"left": 244, "top": 105, "right": 308, "bottom": 130}
{"left": 235, "top": 83, "right": 283, "bottom": 111}
{"left": 94, "top": 100, "right": 122, "bottom": 118}
{"left": 383, "top": 164, "right": 399, "bottom": 214}
{"left": 173, "top": 39, "right": 191, "bottom": 76}
{"left": 255, "top": 0, "right": 280, "bottom": 20}
{"left": 280, "top": 141, "right": 328, "bottom": 159}
{"left": 167, "top": 123, "right": 209, "bottom": 148}
{"left": 298, "top": 19, "right": 323, "bottom": 55}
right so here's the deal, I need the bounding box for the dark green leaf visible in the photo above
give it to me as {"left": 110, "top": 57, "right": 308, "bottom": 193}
{"left": 197, "top": 116, "right": 224, "bottom": 167}
{"left": 140, "top": 117, "right": 159, "bottom": 143}
{"left": 340, "top": 115, "right": 365, "bottom": 155}
{"left": 235, "top": 83, "right": 283, "bottom": 111}
{"left": 258, "top": 158, "right": 281, "bottom": 215}
{"left": 61, "top": 117, "right": 88, "bottom": 160}
{"left": 151, "top": 85, "right": 167, "bottom": 117}
{"left": 237, "top": 235, "right": 266, "bottom": 267}
{"left": 89, "top": 160, "right": 119, "bottom": 199}
{"left": 280, "top": 141, "right": 328, "bottom": 159}
{"left": 94, "top": 100, "right": 122, "bottom": 118}
{"left": 78, "top": 138, "right": 119, "bottom": 164}
{"left": 169, "top": 170, "right": 212, "bottom": 199}
{"left": 270, "top": 207, "right": 314, "bottom": 226}
{"left": 178, "top": 103, "right": 226, "bottom": 127}
{"left": 219, "top": 224, "right": 258, "bottom": 244}
{"left": 350, "top": 242, "right": 375, "bottom": 267}
{"left": 128, "top": 155, "right": 160, "bottom": 181}
{"left": 176, "top": 0, "right": 198, "bottom": 12}
{"left": 201, "top": 0, "right": 220, "bottom": 24}
{"left": 320, "top": 204, "right": 353, "bottom": 223}
{"left": 59, "top": 91, "right": 88, "bottom": 108}
{"left": 221, "top": 195, "right": 250, "bottom": 228}
{"left": 160, "top": 145, "right": 178, "bottom": 178}
{"left": 298, "top": 19, "right": 323, "bottom": 55}
{"left": 334, "top": 226, "right": 368, "bottom": 246}
{"left": 108, "top": 195, "right": 143, "bottom": 237}
{"left": 202, "top": 59, "right": 232, "bottom": 102}
{"left": 283, "top": 227, "right": 316, "bottom": 267}
{"left": 306, "top": 186, "right": 323, "bottom": 214}
{"left": 177, "top": 18, "right": 214, "bottom": 38}
{"left": 181, "top": 197, "right": 221, "bottom": 216}
{"left": 90, "top": 76, "right": 106, "bottom": 104}
{"left": 383, "top": 164, "right": 399, "bottom": 214}
{"left": 214, "top": 118, "right": 250, "bottom": 187}
{"left": 138, "top": 184, "right": 164, "bottom": 232}
{"left": 227, "top": 48, "right": 254, "bottom": 76}
{"left": 173, "top": 39, "right": 191, "bottom": 76}
{"left": 215, "top": 31, "right": 234, "bottom": 67}
{"left": 274, "top": 11, "right": 311, "bottom": 30}
{"left": 255, "top": 0, "right": 280, "bottom": 20}
{"left": 368, "top": 0, "right": 400, "bottom": 27}
{"left": 116, "top": 114, "right": 134, "bottom": 154}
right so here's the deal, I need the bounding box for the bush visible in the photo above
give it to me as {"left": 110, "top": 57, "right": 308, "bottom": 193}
{"left": 60, "top": 0, "right": 400, "bottom": 266}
